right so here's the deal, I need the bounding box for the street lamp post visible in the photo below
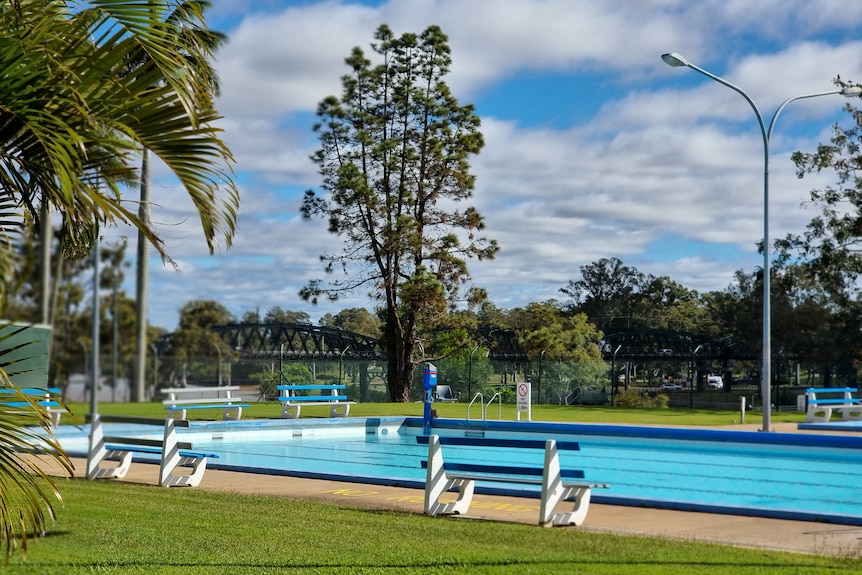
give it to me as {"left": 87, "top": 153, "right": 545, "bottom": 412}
{"left": 611, "top": 344, "right": 622, "bottom": 406}
{"left": 149, "top": 342, "right": 159, "bottom": 400}
{"left": 90, "top": 224, "right": 100, "bottom": 417}
{"left": 538, "top": 349, "right": 546, "bottom": 405}
{"left": 80, "top": 341, "right": 88, "bottom": 380}
{"left": 468, "top": 345, "right": 479, "bottom": 400}
{"left": 661, "top": 52, "right": 861, "bottom": 431}
{"left": 690, "top": 344, "right": 703, "bottom": 410}
{"left": 213, "top": 344, "right": 223, "bottom": 387}
{"left": 339, "top": 346, "right": 351, "bottom": 385}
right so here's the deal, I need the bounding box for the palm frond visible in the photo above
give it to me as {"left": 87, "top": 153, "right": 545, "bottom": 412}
{"left": 0, "top": 324, "right": 72, "bottom": 560}
{"left": 0, "top": 1, "right": 238, "bottom": 256}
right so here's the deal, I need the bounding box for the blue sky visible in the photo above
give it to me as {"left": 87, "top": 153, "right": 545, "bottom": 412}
{"left": 119, "top": 0, "right": 862, "bottom": 330}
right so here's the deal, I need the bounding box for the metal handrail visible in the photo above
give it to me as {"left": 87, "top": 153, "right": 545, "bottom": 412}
{"left": 467, "top": 392, "right": 484, "bottom": 421}
{"left": 487, "top": 392, "right": 502, "bottom": 420}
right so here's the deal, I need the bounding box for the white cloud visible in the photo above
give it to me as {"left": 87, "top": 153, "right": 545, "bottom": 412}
{"left": 124, "top": 0, "right": 862, "bottom": 329}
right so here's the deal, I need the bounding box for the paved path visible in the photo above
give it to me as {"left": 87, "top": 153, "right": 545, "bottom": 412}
{"left": 57, "top": 455, "right": 862, "bottom": 558}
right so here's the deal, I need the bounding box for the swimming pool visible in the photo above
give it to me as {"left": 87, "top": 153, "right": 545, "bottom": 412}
{"left": 53, "top": 417, "right": 862, "bottom": 525}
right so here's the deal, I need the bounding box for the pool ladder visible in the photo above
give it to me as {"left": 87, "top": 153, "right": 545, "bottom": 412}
{"left": 467, "top": 392, "right": 502, "bottom": 421}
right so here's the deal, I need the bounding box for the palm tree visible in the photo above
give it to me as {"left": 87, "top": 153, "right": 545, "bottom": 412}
{"left": 0, "top": 1, "right": 239, "bottom": 254}
{"left": 0, "top": 0, "right": 239, "bottom": 556}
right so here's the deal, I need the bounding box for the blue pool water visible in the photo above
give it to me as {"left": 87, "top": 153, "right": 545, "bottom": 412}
{"left": 53, "top": 417, "right": 862, "bottom": 525}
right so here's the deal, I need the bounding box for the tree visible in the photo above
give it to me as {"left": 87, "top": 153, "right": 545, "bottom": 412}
{"left": 433, "top": 351, "right": 493, "bottom": 400}
{"left": 773, "top": 84, "right": 862, "bottom": 383}
{"left": 0, "top": 1, "right": 239, "bottom": 555}
{"left": 771, "top": 264, "right": 847, "bottom": 384}
{"left": 778, "top": 87, "right": 862, "bottom": 302}
{"left": 561, "top": 258, "right": 645, "bottom": 331}
{"left": 1, "top": 1, "right": 238, "bottom": 401}
{"left": 702, "top": 269, "right": 761, "bottom": 352}
{"left": 510, "top": 301, "right": 603, "bottom": 363}
{"left": 508, "top": 301, "right": 604, "bottom": 404}
{"left": 636, "top": 275, "right": 706, "bottom": 333}
{"left": 320, "top": 307, "right": 381, "bottom": 337}
{"left": 241, "top": 309, "right": 262, "bottom": 323}
{"left": 164, "top": 300, "right": 234, "bottom": 386}
{"left": 264, "top": 307, "right": 311, "bottom": 325}
{"left": 301, "top": 25, "right": 498, "bottom": 402}
{"left": 0, "top": 1, "right": 238, "bottom": 257}
{"left": 476, "top": 301, "right": 509, "bottom": 328}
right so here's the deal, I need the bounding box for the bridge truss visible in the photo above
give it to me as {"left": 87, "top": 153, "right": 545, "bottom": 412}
{"left": 208, "top": 323, "right": 385, "bottom": 360}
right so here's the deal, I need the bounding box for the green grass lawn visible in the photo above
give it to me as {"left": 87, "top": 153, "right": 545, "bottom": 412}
{"left": 7, "top": 479, "right": 859, "bottom": 574}
{"left": 60, "top": 399, "right": 807, "bottom": 427}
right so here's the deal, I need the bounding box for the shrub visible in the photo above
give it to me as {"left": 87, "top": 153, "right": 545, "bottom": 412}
{"left": 613, "top": 390, "right": 669, "bottom": 409}
{"left": 254, "top": 363, "right": 315, "bottom": 400}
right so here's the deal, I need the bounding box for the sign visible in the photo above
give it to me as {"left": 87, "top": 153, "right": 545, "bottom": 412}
{"left": 423, "top": 363, "right": 437, "bottom": 391}
{"left": 516, "top": 381, "right": 531, "bottom": 421}
{"left": 0, "top": 323, "right": 51, "bottom": 386}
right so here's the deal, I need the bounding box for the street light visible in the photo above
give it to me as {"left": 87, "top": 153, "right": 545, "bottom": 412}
{"left": 662, "top": 52, "right": 861, "bottom": 431}
{"left": 690, "top": 344, "right": 703, "bottom": 410}
{"left": 90, "top": 224, "right": 100, "bottom": 417}
{"left": 611, "top": 344, "right": 622, "bottom": 406}
{"left": 212, "top": 344, "right": 223, "bottom": 386}
{"left": 80, "top": 341, "right": 88, "bottom": 379}
{"left": 339, "top": 346, "right": 351, "bottom": 385}
{"left": 149, "top": 342, "right": 159, "bottom": 400}
{"left": 468, "top": 345, "right": 479, "bottom": 399}
{"left": 538, "top": 349, "right": 546, "bottom": 405}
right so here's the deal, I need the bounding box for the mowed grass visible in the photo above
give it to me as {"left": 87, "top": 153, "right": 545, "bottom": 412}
{"left": 7, "top": 479, "right": 859, "bottom": 574}
{"left": 60, "top": 399, "right": 808, "bottom": 427}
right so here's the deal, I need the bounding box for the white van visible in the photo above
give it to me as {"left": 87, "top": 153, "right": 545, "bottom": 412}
{"left": 707, "top": 375, "right": 723, "bottom": 389}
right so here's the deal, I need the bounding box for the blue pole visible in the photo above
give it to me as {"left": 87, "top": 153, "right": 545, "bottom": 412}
{"left": 423, "top": 363, "right": 437, "bottom": 433}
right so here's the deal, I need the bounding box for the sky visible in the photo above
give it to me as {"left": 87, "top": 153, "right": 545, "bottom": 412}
{"left": 111, "top": 0, "right": 862, "bottom": 331}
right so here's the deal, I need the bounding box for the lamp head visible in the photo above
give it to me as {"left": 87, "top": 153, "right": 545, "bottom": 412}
{"left": 661, "top": 52, "right": 690, "bottom": 67}
{"left": 841, "top": 86, "right": 862, "bottom": 98}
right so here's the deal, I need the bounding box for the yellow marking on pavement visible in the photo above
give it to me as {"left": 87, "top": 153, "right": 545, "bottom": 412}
{"left": 321, "top": 488, "right": 381, "bottom": 497}
{"left": 386, "top": 495, "right": 425, "bottom": 503}
{"left": 383, "top": 494, "right": 536, "bottom": 514}
{"left": 471, "top": 501, "right": 537, "bottom": 512}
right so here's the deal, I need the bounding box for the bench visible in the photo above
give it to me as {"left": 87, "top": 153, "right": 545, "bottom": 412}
{"left": 417, "top": 434, "right": 609, "bottom": 527}
{"left": 0, "top": 386, "right": 67, "bottom": 426}
{"left": 805, "top": 387, "right": 862, "bottom": 422}
{"left": 277, "top": 384, "right": 354, "bottom": 419}
{"left": 161, "top": 385, "right": 249, "bottom": 421}
{"left": 86, "top": 414, "right": 218, "bottom": 487}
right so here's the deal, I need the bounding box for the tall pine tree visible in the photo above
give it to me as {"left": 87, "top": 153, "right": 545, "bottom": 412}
{"left": 301, "top": 25, "right": 498, "bottom": 401}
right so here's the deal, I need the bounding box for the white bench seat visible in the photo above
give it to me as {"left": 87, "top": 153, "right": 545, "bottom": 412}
{"left": 161, "top": 386, "right": 248, "bottom": 420}
{"left": 277, "top": 384, "right": 354, "bottom": 419}
{"left": 0, "top": 387, "right": 68, "bottom": 426}
{"left": 418, "top": 435, "right": 609, "bottom": 527}
{"left": 806, "top": 388, "right": 862, "bottom": 422}
{"left": 87, "top": 414, "right": 217, "bottom": 487}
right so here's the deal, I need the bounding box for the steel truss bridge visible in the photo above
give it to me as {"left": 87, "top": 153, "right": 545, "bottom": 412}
{"left": 158, "top": 324, "right": 753, "bottom": 364}
{"left": 601, "top": 329, "right": 757, "bottom": 362}
{"left": 157, "top": 323, "right": 528, "bottom": 362}
{"left": 208, "top": 323, "right": 384, "bottom": 360}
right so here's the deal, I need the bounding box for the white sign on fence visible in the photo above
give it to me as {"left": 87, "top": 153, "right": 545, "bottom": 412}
{"left": 516, "top": 381, "right": 531, "bottom": 421}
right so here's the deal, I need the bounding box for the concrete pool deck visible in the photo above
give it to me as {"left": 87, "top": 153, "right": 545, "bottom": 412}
{"left": 56, "top": 446, "right": 862, "bottom": 558}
